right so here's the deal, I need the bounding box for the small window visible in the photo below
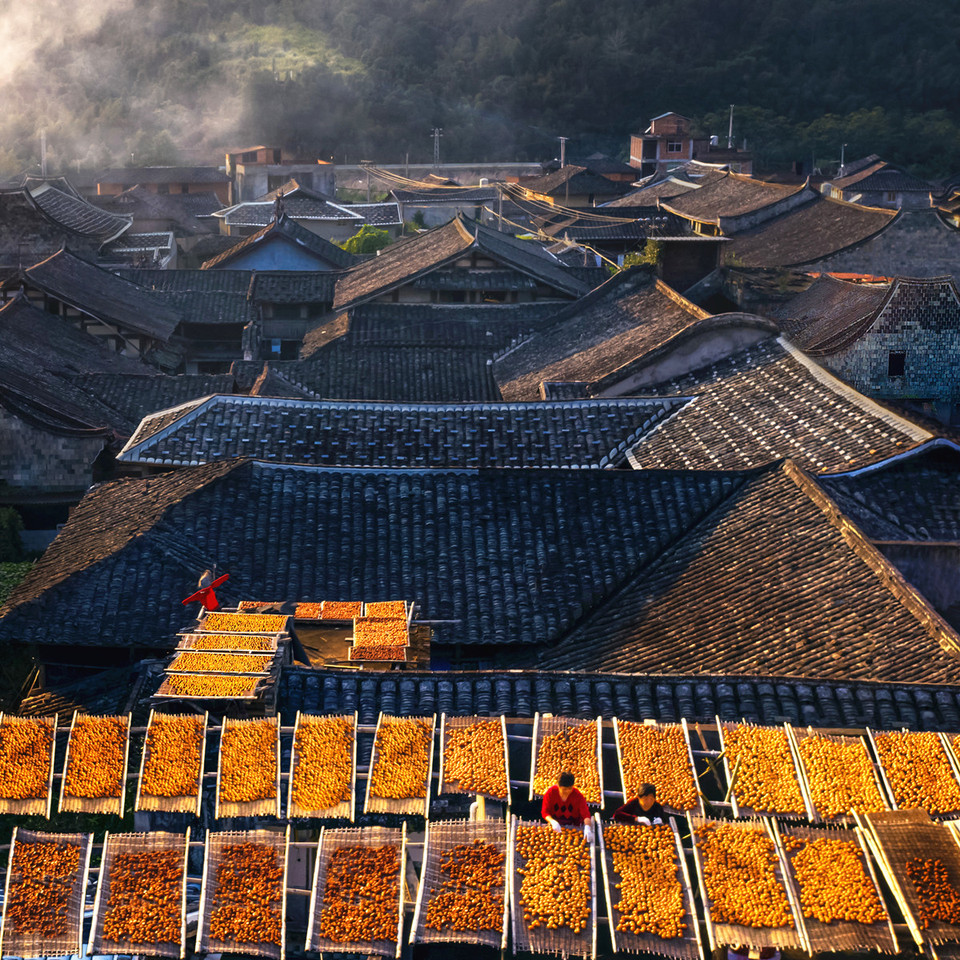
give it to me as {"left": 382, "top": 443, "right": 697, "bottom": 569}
{"left": 667, "top": 141, "right": 683, "bottom": 153}
{"left": 180, "top": 183, "right": 190, "bottom": 193}
{"left": 888, "top": 351, "right": 906, "bottom": 377}
{"left": 268, "top": 338, "right": 282, "bottom": 357}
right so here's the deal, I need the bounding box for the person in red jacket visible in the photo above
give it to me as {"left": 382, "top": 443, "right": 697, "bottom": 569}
{"left": 542, "top": 771, "right": 593, "bottom": 839}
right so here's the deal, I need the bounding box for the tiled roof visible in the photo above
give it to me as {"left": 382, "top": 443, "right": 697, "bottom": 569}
{"left": 277, "top": 667, "right": 960, "bottom": 731}
{"left": 200, "top": 215, "right": 355, "bottom": 270}
{"left": 771, "top": 274, "right": 890, "bottom": 352}
{"left": 629, "top": 338, "right": 931, "bottom": 474}
{"left": 776, "top": 276, "right": 960, "bottom": 355}
{"left": 97, "top": 166, "right": 231, "bottom": 185}
{"left": 250, "top": 271, "right": 338, "bottom": 303}
{"left": 220, "top": 198, "right": 362, "bottom": 226}
{"left": 832, "top": 161, "right": 933, "bottom": 194}
{"left": 118, "top": 268, "right": 252, "bottom": 294}
{"left": 67, "top": 373, "right": 238, "bottom": 425}
{"left": 20, "top": 249, "right": 181, "bottom": 340}
{"left": 661, "top": 173, "right": 805, "bottom": 222}
{"left": 332, "top": 217, "right": 590, "bottom": 309}
{"left": 725, "top": 196, "right": 897, "bottom": 268}
{"left": 117, "top": 395, "right": 689, "bottom": 468}
{"left": 518, "top": 166, "right": 633, "bottom": 199}
{"left": 0, "top": 463, "right": 747, "bottom": 649}
{"left": 603, "top": 168, "right": 728, "bottom": 208}
{"left": 819, "top": 442, "right": 960, "bottom": 542}
{"left": 390, "top": 186, "right": 498, "bottom": 203}
{"left": 96, "top": 184, "right": 224, "bottom": 226}
{"left": 0, "top": 191, "right": 73, "bottom": 266}
{"left": 536, "top": 460, "right": 960, "bottom": 684}
{"left": 27, "top": 182, "right": 131, "bottom": 244}
{"left": 344, "top": 202, "right": 403, "bottom": 227}
{"left": 495, "top": 270, "right": 711, "bottom": 401}
{"left": 274, "top": 341, "right": 505, "bottom": 401}
{"left": 0, "top": 296, "right": 144, "bottom": 436}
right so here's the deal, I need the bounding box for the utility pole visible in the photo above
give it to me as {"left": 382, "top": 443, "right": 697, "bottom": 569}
{"left": 840, "top": 142, "right": 847, "bottom": 176}
{"left": 497, "top": 185, "right": 504, "bottom": 231}
{"left": 40, "top": 130, "right": 47, "bottom": 178}
{"left": 360, "top": 160, "right": 372, "bottom": 201}
{"left": 431, "top": 128, "right": 443, "bottom": 173}
{"left": 727, "top": 105, "right": 734, "bottom": 150}
{"left": 557, "top": 136, "right": 568, "bottom": 168}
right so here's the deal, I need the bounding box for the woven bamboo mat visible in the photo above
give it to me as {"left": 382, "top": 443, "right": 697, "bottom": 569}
{"left": 510, "top": 817, "right": 597, "bottom": 958}
{"left": 612, "top": 718, "right": 703, "bottom": 817}
{"left": 411, "top": 818, "right": 508, "bottom": 948}
{"left": 598, "top": 819, "right": 701, "bottom": 959}
{"left": 788, "top": 727, "right": 890, "bottom": 825}
{"left": 718, "top": 720, "right": 812, "bottom": 820}
{"left": 287, "top": 713, "right": 356, "bottom": 820}
{"left": 438, "top": 715, "right": 510, "bottom": 801}
{"left": 0, "top": 827, "right": 92, "bottom": 959}
{"left": 860, "top": 810, "right": 960, "bottom": 946}
{"left": 176, "top": 632, "right": 280, "bottom": 653}
{"left": 216, "top": 716, "right": 281, "bottom": 819}
{"left": 364, "top": 714, "right": 435, "bottom": 816}
{"left": 869, "top": 730, "right": 960, "bottom": 818}
{"left": 529, "top": 714, "right": 603, "bottom": 805}
{"left": 306, "top": 825, "right": 405, "bottom": 957}
{"left": 688, "top": 815, "right": 803, "bottom": 951}
{"left": 136, "top": 712, "right": 206, "bottom": 815}
{"left": 89, "top": 830, "right": 190, "bottom": 959}
{"left": 0, "top": 714, "right": 56, "bottom": 817}
{"left": 197, "top": 827, "right": 288, "bottom": 960}
{"left": 774, "top": 822, "right": 897, "bottom": 954}
{"left": 59, "top": 713, "right": 130, "bottom": 816}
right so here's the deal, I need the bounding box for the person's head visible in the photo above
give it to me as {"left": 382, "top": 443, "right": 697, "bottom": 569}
{"left": 638, "top": 782, "right": 657, "bottom": 811}
{"left": 557, "top": 770, "right": 575, "bottom": 800}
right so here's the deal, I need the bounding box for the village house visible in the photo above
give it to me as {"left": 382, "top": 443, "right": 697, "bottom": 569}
{"left": 225, "top": 145, "right": 336, "bottom": 202}
{"left": 821, "top": 155, "right": 934, "bottom": 209}
{"left": 629, "top": 112, "right": 753, "bottom": 178}
{"left": 772, "top": 273, "right": 960, "bottom": 424}
{"left": 214, "top": 179, "right": 401, "bottom": 241}
{"left": 93, "top": 165, "right": 232, "bottom": 204}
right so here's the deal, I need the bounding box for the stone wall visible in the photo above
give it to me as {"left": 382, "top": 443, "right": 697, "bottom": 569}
{"left": 0, "top": 408, "right": 104, "bottom": 493}
{"left": 820, "top": 279, "right": 960, "bottom": 420}
{"left": 811, "top": 210, "right": 960, "bottom": 280}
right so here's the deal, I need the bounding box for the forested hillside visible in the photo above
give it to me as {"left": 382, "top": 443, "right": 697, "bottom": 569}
{"left": 4, "top": 0, "right": 960, "bottom": 177}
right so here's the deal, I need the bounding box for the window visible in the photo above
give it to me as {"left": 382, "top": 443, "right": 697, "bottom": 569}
{"left": 888, "top": 350, "right": 906, "bottom": 377}
{"left": 667, "top": 141, "right": 683, "bottom": 153}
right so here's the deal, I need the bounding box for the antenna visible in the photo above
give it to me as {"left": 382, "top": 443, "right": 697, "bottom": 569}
{"left": 431, "top": 128, "right": 443, "bottom": 173}
{"left": 557, "top": 136, "right": 569, "bottom": 168}
{"left": 727, "top": 105, "right": 734, "bottom": 151}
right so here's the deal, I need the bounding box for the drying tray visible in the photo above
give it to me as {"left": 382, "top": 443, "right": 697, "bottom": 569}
{"left": 0, "top": 713, "right": 56, "bottom": 817}
{"left": 0, "top": 827, "right": 93, "bottom": 959}
{"left": 786, "top": 725, "right": 890, "bottom": 825}
{"left": 772, "top": 820, "right": 897, "bottom": 954}
{"left": 287, "top": 712, "right": 357, "bottom": 820}
{"left": 305, "top": 824, "right": 406, "bottom": 957}
{"left": 216, "top": 716, "right": 281, "bottom": 819}
{"left": 867, "top": 729, "right": 960, "bottom": 818}
{"left": 597, "top": 816, "right": 702, "bottom": 960}
{"left": 135, "top": 710, "right": 207, "bottom": 816}
{"left": 438, "top": 714, "right": 511, "bottom": 802}
{"left": 362, "top": 600, "right": 414, "bottom": 625}
{"left": 155, "top": 674, "right": 264, "bottom": 700}
{"left": 88, "top": 829, "right": 191, "bottom": 959}
{"left": 529, "top": 714, "right": 604, "bottom": 806}
{"left": 410, "top": 818, "right": 509, "bottom": 948}
{"left": 197, "top": 611, "right": 292, "bottom": 635}
{"left": 58, "top": 712, "right": 131, "bottom": 816}
{"left": 717, "top": 719, "right": 813, "bottom": 820}
{"left": 167, "top": 651, "right": 276, "bottom": 675}
{"left": 196, "top": 827, "right": 289, "bottom": 960}
{"left": 612, "top": 717, "right": 703, "bottom": 817}
{"left": 687, "top": 814, "right": 803, "bottom": 952}
{"left": 858, "top": 809, "right": 960, "bottom": 947}
{"left": 509, "top": 816, "right": 597, "bottom": 958}
{"left": 364, "top": 713, "right": 436, "bottom": 817}
{"left": 176, "top": 632, "right": 282, "bottom": 653}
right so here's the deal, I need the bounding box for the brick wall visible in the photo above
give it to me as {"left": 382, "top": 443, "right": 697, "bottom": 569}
{"left": 0, "top": 409, "right": 104, "bottom": 493}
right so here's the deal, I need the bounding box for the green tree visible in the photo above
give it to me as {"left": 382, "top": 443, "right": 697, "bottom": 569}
{"left": 339, "top": 225, "right": 391, "bottom": 254}
{"left": 0, "top": 508, "right": 24, "bottom": 563}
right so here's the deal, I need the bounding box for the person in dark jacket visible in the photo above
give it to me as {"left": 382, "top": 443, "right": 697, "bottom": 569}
{"left": 614, "top": 782, "right": 667, "bottom": 824}
{"left": 542, "top": 771, "right": 593, "bottom": 839}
